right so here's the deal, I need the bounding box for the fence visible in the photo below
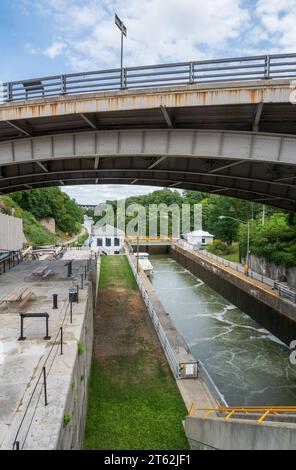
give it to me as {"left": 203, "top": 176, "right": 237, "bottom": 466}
{"left": 126, "top": 250, "right": 181, "bottom": 379}
{"left": 197, "top": 361, "right": 228, "bottom": 407}
{"left": 0, "top": 250, "right": 22, "bottom": 275}
{"left": 274, "top": 281, "right": 296, "bottom": 304}
{"left": 178, "top": 242, "right": 274, "bottom": 286}
{"left": 3, "top": 53, "right": 296, "bottom": 102}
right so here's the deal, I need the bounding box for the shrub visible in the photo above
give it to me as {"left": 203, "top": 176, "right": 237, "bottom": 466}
{"left": 206, "top": 239, "right": 235, "bottom": 256}
{"left": 77, "top": 341, "right": 85, "bottom": 356}
{"left": 63, "top": 413, "right": 72, "bottom": 427}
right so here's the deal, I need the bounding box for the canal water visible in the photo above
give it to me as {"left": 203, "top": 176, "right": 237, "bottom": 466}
{"left": 150, "top": 254, "right": 296, "bottom": 406}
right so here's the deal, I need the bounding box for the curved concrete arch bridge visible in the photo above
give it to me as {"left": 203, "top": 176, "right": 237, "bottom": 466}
{"left": 1, "top": 55, "right": 296, "bottom": 211}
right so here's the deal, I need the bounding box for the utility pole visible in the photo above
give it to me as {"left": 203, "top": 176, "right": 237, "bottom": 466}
{"left": 246, "top": 220, "right": 250, "bottom": 266}
{"left": 115, "top": 13, "right": 127, "bottom": 89}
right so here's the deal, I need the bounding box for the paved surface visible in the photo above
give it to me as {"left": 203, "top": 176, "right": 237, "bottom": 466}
{"left": 0, "top": 250, "right": 91, "bottom": 449}
{"left": 183, "top": 246, "right": 280, "bottom": 301}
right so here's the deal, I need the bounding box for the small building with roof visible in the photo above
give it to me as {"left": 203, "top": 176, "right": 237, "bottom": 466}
{"left": 186, "top": 229, "right": 214, "bottom": 248}
{"left": 90, "top": 223, "right": 125, "bottom": 254}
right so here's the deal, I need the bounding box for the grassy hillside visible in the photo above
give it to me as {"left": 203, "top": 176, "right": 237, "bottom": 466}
{"left": 0, "top": 195, "right": 56, "bottom": 247}
{"left": 0, "top": 188, "right": 84, "bottom": 248}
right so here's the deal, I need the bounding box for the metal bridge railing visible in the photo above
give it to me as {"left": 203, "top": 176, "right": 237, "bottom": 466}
{"left": 3, "top": 53, "right": 296, "bottom": 102}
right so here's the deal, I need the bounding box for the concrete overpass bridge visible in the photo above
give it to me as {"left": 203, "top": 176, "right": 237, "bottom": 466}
{"left": 0, "top": 53, "right": 296, "bottom": 211}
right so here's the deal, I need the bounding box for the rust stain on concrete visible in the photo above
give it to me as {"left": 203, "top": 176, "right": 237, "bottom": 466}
{"left": 0, "top": 82, "right": 291, "bottom": 122}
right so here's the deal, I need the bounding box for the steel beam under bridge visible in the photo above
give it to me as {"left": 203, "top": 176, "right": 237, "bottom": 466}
{"left": 0, "top": 129, "right": 296, "bottom": 211}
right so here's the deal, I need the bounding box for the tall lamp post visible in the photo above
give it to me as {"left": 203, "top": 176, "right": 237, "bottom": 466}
{"left": 218, "top": 215, "right": 250, "bottom": 269}
{"left": 115, "top": 13, "right": 127, "bottom": 89}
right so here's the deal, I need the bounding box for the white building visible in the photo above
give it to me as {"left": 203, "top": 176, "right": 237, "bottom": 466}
{"left": 91, "top": 223, "right": 125, "bottom": 255}
{"left": 187, "top": 229, "right": 214, "bottom": 248}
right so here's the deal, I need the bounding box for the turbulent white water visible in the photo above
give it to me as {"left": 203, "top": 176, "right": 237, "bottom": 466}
{"left": 151, "top": 255, "right": 296, "bottom": 406}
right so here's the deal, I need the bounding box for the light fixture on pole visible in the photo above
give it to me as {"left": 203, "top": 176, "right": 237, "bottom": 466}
{"left": 115, "top": 13, "right": 127, "bottom": 89}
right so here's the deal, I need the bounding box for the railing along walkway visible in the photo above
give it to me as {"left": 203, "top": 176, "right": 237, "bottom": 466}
{"left": 3, "top": 53, "right": 296, "bottom": 102}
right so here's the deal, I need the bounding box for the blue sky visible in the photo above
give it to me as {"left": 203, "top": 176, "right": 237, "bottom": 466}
{"left": 1, "top": 0, "right": 295, "bottom": 203}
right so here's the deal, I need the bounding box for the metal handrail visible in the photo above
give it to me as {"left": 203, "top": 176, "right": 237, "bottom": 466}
{"left": 3, "top": 53, "right": 296, "bottom": 102}
{"left": 188, "top": 404, "right": 296, "bottom": 423}
{"left": 197, "top": 360, "right": 228, "bottom": 407}
{"left": 126, "top": 250, "right": 182, "bottom": 379}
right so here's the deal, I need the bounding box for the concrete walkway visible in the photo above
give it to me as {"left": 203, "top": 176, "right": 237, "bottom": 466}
{"left": 0, "top": 251, "right": 91, "bottom": 449}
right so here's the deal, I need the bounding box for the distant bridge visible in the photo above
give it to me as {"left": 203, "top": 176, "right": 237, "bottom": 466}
{"left": 79, "top": 204, "right": 97, "bottom": 211}
{"left": 0, "top": 53, "right": 296, "bottom": 211}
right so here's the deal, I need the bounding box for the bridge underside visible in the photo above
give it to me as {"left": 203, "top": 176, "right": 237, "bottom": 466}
{"left": 0, "top": 81, "right": 296, "bottom": 211}
{"left": 1, "top": 103, "right": 296, "bottom": 141}
{"left": 0, "top": 128, "right": 296, "bottom": 211}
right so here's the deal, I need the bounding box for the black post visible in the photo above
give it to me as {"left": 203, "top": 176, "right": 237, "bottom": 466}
{"left": 44, "top": 315, "right": 51, "bottom": 340}
{"left": 13, "top": 441, "right": 20, "bottom": 450}
{"left": 60, "top": 327, "right": 63, "bottom": 355}
{"left": 70, "top": 300, "right": 73, "bottom": 324}
{"left": 84, "top": 265, "right": 87, "bottom": 280}
{"left": 52, "top": 294, "right": 58, "bottom": 310}
{"left": 76, "top": 285, "right": 79, "bottom": 304}
{"left": 80, "top": 273, "right": 84, "bottom": 290}
{"left": 18, "top": 315, "right": 26, "bottom": 341}
{"left": 67, "top": 260, "right": 72, "bottom": 278}
{"left": 43, "top": 366, "right": 48, "bottom": 406}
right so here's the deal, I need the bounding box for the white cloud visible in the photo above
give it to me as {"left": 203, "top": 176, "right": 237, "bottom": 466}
{"left": 255, "top": 0, "right": 296, "bottom": 53}
{"left": 33, "top": 0, "right": 250, "bottom": 69}
{"left": 62, "top": 184, "right": 163, "bottom": 204}
{"left": 44, "top": 41, "right": 66, "bottom": 59}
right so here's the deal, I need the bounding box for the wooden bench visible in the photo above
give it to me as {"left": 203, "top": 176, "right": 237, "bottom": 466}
{"left": 42, "top": 268, "right": 54, "bottom": 279}
{"left": 0, "top": 287, "right": 29, "bottom": 304}
{"left": 17, "top": 291, "right": 34, "bottom": 309}
{"left": 0, "top": 286, "right": 35, "bottom": 309}
{"left": 32, "top": 266, "right": 49, "bottom": 276}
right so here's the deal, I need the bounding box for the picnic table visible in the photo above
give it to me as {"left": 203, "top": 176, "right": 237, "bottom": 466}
{"left": 32, "top": 265, "right": 54, "bottom": 279}
{"left": 0, "top": 286, "right": 35, "bottom": 308}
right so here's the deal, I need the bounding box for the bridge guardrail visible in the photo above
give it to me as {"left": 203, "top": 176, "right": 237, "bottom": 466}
{"left": 3, "top": 53, "right": 296, "bottom": 102}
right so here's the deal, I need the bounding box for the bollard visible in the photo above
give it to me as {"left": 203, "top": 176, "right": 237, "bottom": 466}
{"left": 60, "top": 327, "right": 63, "bottom": 355}
{"left": 80, "top": 273, "right": 84, "bottom": 290}
{"left": 76, "top": 285, "right": 79, "bottom": 303}
{"left": 70, "top": 300, "right": 73, "bottom": 323}
{"left": 13, "top": 441, "right": 20, "bottom": 450}
{"left": 84, "top": 265, "right": 87, "bottom": 280}
{"left": 52, "top": 294, "right": 58, "bottom": 310}
{"left": 43, "top": 366, "right": 48, "bottom": 406}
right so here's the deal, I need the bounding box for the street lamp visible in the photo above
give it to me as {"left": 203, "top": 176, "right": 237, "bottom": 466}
{"left": 115, "top": 13, "right": 127, "bottom": 89}
{"left": 218, "top": 215, "right": 250, "bottom": 268}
